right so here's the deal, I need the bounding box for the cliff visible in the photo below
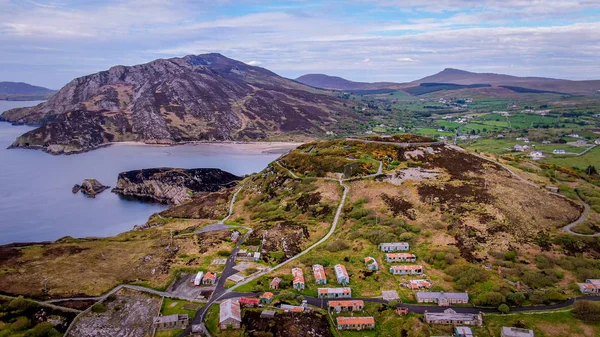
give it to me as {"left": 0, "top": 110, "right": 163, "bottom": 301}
{"left": 111, "top": 168, "right": 242, "bottom": 205}
{"left": 3, "top": 53, "right": 360, "bottom": 154}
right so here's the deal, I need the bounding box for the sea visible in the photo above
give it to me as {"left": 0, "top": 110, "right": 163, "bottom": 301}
{"left": 0, "top": 101, "right": 287, "bottom": 245}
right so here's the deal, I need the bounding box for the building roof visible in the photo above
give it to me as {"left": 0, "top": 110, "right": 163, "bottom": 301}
{"left": 379, "top": 242, "right": 409, "bottom": 247}
{"left": 386, "top": 253, "right": 417, "bottom": 259}
{"left": 313, "top": 264, "right": 327, "bottom": 280}
{"left": 336, "top": 316, "right": 375, "bottom": 325}
{"left": 219, "top": 299, "right": 241, "bottom": 324}
{"left": 390, "top": 265, "right": 423, "bottom": 271}
{"left": 425, "top": 309, "right": 480, "bottom": 322}
{"left": 154, "top": 314, "right": 188, "bottom": 324}
{"left": 318, "top": 287, "right": 352, "bottom": 295}
{"left": 260, "top": 310, "right": 276, "bottom": 318}
{"left": 334, "top": 264, "right": 349, "bottom": 278}
{"left": 587, "top": 279, "right": 600, "bottom": 285}
{"left": 455, "top": 326, "right": 474, "bottom": 336}
{"left": 416, "top": 291, "right": 469, "bottom": 301}
{"left": 328, "top": 300, "right": 364, "bottom": 307}
{"left": 203, "top": 272, "right": 217, "bottom": 281}
{"left": 406, "top": 279, "right": 431, "bottom": 289}
{"left": 578, "top": 282, "right": 600, "bottom": 290}
{"left": 260, "top": 292, "right": 274, "bottom": 299}
{"left": 239, "top": 297, "right": 260, "bottom": 305}
{"left": 501, "top": 327, "right": 535, "bottom": 337}
{"left": 364, "top": 256, "right": 376, "bottom": 263}
{"left": 270, "top": 277, "right": 282, "bottom": 285}
{"left": 292, "top": 268, "right": 305, "bottom": 284}
{"left": 280, "top": 304, "right": 304, "bottom": 312}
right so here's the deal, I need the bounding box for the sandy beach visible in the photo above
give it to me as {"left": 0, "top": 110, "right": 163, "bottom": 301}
{"left": 108, "top": 140, "right": 303, "bottom": 154}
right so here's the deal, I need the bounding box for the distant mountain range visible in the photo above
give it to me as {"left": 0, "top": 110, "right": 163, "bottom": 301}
{"left": 0, "top": 82, "right": 56, "bottom": 100}
{"left": 1, "top": 53, "right": 361, "bottom": 154}
{"left": 297, "top": 68, "right": 600, "bottom": 96}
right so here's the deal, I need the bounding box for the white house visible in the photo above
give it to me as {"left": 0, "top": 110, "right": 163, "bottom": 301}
{"left": 577, "top": 279, "right": 600, "bottom": 294}
{"left": 390, "top": 265, "right": 423, "bottom": 275}
{"left": 378, "top": 242, "right": 409, "bottom": 252}
{"left": 193, "top": 271, "right": 204, "bottom": 286}
{"left": 334, "top": 264, "right": 350, "bottom": 285}
{"left": 553, "top": 149, "right": 566, "bottom": 154}
{"left": 530, "top": 151, "right": 543, "bottom": 159}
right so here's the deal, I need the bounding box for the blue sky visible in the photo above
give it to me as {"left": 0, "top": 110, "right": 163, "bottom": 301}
{"left": 1, "top": 0, "right": 599, "bottom": 89}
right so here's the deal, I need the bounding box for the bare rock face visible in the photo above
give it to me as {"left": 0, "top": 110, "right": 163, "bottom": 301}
{"left": 111, "top": 168, "right": 242, "bottom": 205}
{"left": 72, "top": 179, "right": 110, "bottom": 198}
{"left": 3, "top": 53, "right": 360, "bottom": 154}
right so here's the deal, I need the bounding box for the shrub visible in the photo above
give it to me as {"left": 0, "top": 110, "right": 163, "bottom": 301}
{"left": 573, "top": 300, "right": 600, "bottom": 323}
{"left": 476, "top": 292, "right": 505, "bottom": 306}
{"left": 445, "top": 264, "right": 489, "bottom": 290}
{"left": 106, "top": 294, "right": 117, "bottom": 302}
{"left": 277, "top": 290, "right": 296, "bottom": 302}
{"left": 7, "top": 296, "right": 34, "bottom": 313}
{"left": 23, "top": 322, "right": 61, "bottom": 337}
{"left": 217, "top": 249, "right": 232, "bottom": 257}
{"left": 91, "top": 303, "right": 106, "bottom": 313}
{"left": 528, "top": 290, "right": 548, "bottom": 305}
{"left": 10, "top": 316, "right": 30, "bottom": 331}
{"left": 325, "top": 240, "right": 350, "bottom": 252}
{"left": 498, "top": 304, "right": 510, "bottom": 314}
{"left": 504, "top": 251, "right": 517, "bottom": 261}
{"left": 506, "top": 292, "right": 526, "bottom": 306}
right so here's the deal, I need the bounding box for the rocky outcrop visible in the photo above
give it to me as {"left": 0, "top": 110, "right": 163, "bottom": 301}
{"left": 111, "top": 168, "right": 242, "bottom": 205}
{"left": 3, "top": 53, "right": 361, "bottom": 154}
{"left": 72, "top": 179, "right": 110, "bottom": 197}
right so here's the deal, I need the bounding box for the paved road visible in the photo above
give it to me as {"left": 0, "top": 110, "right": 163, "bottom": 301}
{"left": 221, "top": 291, "right": 600, "bottom": 314}
{"left": 229, "top": 178, "right": 349, "bottom": 291}
{"left": 576, "top": 144, "right": 597, "bottom": 157}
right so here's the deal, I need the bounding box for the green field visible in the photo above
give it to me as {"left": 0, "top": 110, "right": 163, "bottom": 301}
{"left": 544, "top": 145, "right": 600, "bottom": 170}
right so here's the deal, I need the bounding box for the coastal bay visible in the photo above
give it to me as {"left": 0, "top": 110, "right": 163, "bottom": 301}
{"left": 0, "top": 101, "right": 296, "bottom": 244}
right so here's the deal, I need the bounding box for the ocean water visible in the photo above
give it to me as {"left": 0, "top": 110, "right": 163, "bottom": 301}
{"left": 0, "top": 101, "right": 286, "bottom": 244}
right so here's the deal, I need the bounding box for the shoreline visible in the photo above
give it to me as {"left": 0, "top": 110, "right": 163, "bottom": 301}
{"left": 107, "top": 140, "right": 304, "bottom": 154}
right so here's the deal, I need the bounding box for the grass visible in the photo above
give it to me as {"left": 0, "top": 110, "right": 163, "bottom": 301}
{"left": 544, "top": 146, "right": 600, "bottom": 170}
{"left": 473, "top": 310, "right": 600, "bottom": 337}
{"left": 160, "top": 297, "right": 200, "bottom": 319}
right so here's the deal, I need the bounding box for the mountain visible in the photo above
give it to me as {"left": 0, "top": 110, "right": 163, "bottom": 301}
{"left": 297, "top": 69, "right": 600, "bottom": 96}
{"left": 296, "top": 74, "right": 403, "bottom": 91}
{"left": 1, "top": 53, "right": 360, "bottom": 154}
{"left": 0, "top": 82, "right": 55, "bottom": 100}
{"left": 411, "top": 68, "right": 600, "bottom": 95}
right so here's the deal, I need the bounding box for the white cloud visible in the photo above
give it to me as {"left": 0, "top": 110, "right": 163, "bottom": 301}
{"left": 1, "top": 0, "right": 599, "bottom": 87}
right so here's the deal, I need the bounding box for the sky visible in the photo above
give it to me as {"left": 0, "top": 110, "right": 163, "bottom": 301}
{"left": 1, "top": 0, "right": 599, "bottom": 89}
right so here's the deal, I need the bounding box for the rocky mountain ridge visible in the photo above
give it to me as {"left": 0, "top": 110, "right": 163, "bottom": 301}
{"left": 2, "top": 53, "right": 359, "bottom": 154}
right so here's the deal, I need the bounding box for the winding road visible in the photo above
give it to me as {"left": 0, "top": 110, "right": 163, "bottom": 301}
{"left": 38, "top": 139, "right": 600, "bottom": 336}
{"left": 464, "top": 147, "right": 597, "bottom": 236}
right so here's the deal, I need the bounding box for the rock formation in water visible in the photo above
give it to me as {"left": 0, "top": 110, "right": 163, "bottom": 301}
{"left": 72, "top": 179, "right": 110, "bottom": 198}
{"left": 111, "top": 168, "right": 242, "bottom": 205}
{"left": 3, "top": 53, "right": 360, "bottom": 154}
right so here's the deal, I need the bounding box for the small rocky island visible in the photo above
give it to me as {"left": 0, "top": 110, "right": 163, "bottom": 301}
{"left": 72, "top": 179, "right": 110, "bottom": 198}
{"left": 111, "top": 168, "right": 242, "bottom": 205}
